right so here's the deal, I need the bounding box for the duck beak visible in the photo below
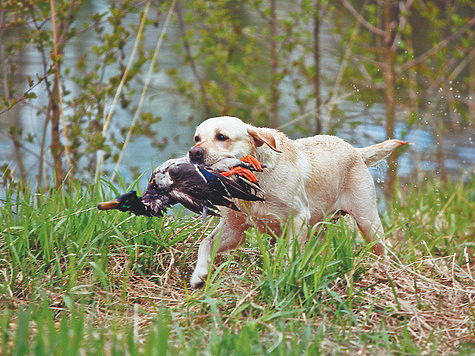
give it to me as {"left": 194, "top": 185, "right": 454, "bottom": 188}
{"left": 97, "top": 199, "right": 120, "bottom": 210}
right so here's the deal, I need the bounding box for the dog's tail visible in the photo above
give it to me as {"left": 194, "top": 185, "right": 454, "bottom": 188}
{"left": 357, "top": 139, "right": 409, "bottom": 166}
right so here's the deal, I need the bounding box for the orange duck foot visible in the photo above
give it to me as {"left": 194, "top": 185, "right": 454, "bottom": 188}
{"left": 240, "top": 155, "right": 263, "bottom": 172}
{"left": 220, "top": 166, "right": 259, "bottom": 183}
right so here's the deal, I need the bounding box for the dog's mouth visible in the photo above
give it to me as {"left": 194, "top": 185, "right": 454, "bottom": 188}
{"left": 191, "top": 153, "right": 237, "bottom": 168}
{"left": 208, "top": 155, "right": 236, "bottom": 165}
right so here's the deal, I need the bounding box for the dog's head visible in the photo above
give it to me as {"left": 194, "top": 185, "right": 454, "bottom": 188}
{"left": 188, "top": 116, "right": 281, "bottom": 165}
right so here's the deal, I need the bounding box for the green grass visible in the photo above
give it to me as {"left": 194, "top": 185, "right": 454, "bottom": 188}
{"left": 0, "top": 177, "right": 473, "bottom": 355}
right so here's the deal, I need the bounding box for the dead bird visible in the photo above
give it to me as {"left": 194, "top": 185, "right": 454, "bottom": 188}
{"left": 97, "top": 155, "right": 265, "bottom": 218}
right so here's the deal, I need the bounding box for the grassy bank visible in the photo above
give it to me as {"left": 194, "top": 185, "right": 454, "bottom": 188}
{"left": 0, "top": 177, "right": 473, "bottom": 355}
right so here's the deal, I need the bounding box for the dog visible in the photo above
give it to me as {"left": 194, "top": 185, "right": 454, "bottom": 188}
{"left": 188, "top": 116, "right": 408, "bottom": 288}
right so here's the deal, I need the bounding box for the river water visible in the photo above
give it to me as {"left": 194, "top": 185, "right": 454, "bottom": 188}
{"left": 0, "top": 3, "right": 473, "bottom": 194}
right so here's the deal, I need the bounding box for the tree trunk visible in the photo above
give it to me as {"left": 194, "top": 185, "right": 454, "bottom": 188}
{"left": 269, "top": 0, "right": 279, "bottom": 127}
{"left": 470, "top": 48, "right": 475, "bottom": 116}
{"left": 50, "top": 76, "right": 63, "bottom": 188}
{"left": 313, "top": 0, "right": 322, "bottom": 134}
{"left": 383, "top": 0, "right": 397, "bottom": 198}
{"left": 1, "top": 12, "right": 27, "bottom": 183}
{"left": 48, "top": 0, "right": 75, "bottom": 188}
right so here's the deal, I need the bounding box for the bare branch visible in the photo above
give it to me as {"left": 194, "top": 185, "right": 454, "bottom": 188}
{"left": 390, "top": 0, "right": 415, "bottom": 52}
{"left": 342, "top": 0, "right": 386, "bottom": 37}
{"left": 111, "top": 0, "right": 178, "bottom": 183}
{"left": 0, "top": 129, "right": 53, "bottom": 168}
{"left": 449, "top": 48, "right": 475, "bottom": 82}
{"left": 101, "top": 1, "right": 152, "bottom": 136}
{"left": 175, "top": 1, "right": 211, "bottom": 117}
{"left": 0, "top": 72, "right": 52, "bottom": 117}
{"left": 398, "top": 16, "right": 475, "bottom": 73}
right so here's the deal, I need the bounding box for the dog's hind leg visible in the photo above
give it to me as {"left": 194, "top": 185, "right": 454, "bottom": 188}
{"left": 341, "top": 167, "right": 387, "bottom": 256}
{"left": 352, "top": 208, "right": 386, "bottom": 256}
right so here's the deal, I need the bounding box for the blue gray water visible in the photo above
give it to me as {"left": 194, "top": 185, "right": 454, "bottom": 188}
{"left": 0, "top": 4, "right": 473, "bottom": 196}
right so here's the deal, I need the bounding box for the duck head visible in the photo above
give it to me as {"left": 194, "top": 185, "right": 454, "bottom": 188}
{"left": 97, "top": 191, "right": 155, "bottom": 216}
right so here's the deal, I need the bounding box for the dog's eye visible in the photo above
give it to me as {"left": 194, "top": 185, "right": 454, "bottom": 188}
{"left": 216, "top": 133, "right": 229, "bottom": 141}
{"left": 194, "top": 136, "right": 200, "bottom": 143}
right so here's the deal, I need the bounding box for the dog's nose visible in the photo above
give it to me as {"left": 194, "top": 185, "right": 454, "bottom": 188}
{"left": 188, "top": 146, "right": 205, "bottom": 163}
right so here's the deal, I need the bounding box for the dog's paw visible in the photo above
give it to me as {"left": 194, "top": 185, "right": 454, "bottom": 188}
{"left": 191, "top": 279, "right": 205, "bottom": 289}
{"left": 190, "top": 272, "right": 206, "bottom": 289}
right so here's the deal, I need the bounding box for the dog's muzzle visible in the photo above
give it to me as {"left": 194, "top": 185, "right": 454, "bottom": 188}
{"left": 188, "top": 146, "right": 205, "bottom": 164}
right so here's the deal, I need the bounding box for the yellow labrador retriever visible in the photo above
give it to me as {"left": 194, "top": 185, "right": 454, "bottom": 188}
{"left": 188, "top": 116, "right": 408, "bottom": 288}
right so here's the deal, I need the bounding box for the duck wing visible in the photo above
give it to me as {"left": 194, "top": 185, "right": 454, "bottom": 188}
{"left": 198, "top": 167, "right": 265, "bottom": 202}
{"left": 166, "top": 162, "right": 238, "bottom": 214}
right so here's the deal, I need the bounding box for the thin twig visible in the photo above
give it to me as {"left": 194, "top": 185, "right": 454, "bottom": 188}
{"left": 398, "top": 16, "right": 475, "bottom": 73}
{"left": 175, "top": 1, "right": 211, "bottom": 117}
{"left": 111, "top": 0, "right": 178, "bottom": 182}
{"left": 390, "top": 0, "right": 415, "bottom": 52}
{"left": 94, "top": 0, "right": 152, "bottom": 182}
{"left": 342, "top": 0, "right": 385, "bottom": 37}
{"left": 326, "top": 1, "right": 365, "bottom": 125}
{"left": 101, "top": 1, "right": 152, "bottom": 137}
{"left": 449, "top": 48, "right": 475, "bottom": 82}
{"left": 0, "top": 72, "right": 52, "bottom": 117}
{"left": 0, "top": 12, "right": 28, "bottom": 182}
{"left": 278, "top": 91, "right": 354, "bottom": 130}
{"left": 29, "top": 5, "right": 55, "bottom": 187}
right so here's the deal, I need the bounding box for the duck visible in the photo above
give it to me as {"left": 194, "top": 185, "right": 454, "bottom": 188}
{"left": 97, "top": 155, "right": 265, "bottom": 219}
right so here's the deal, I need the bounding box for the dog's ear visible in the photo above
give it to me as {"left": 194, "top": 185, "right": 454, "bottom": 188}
{"left": 247, "top": 127, "right": 282, "bottom": 153}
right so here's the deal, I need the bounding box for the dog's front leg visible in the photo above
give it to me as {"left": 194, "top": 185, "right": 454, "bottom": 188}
{"left": 190, "top": 221, "right": 223, "bottom": 289}
{"left": 190, "top": 214, "right": 249, "bottom": 289}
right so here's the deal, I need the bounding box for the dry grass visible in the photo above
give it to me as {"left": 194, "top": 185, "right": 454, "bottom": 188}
{"left": 349, "top": 254, "right": 474, "bottom": 353}
{"left": 50, "top": 228, "right": 472, "bottom": 355}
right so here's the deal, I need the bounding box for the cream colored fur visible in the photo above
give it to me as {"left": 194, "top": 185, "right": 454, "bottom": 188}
{"left": 188, "top": 116, "right": 408, "bottom": 288}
